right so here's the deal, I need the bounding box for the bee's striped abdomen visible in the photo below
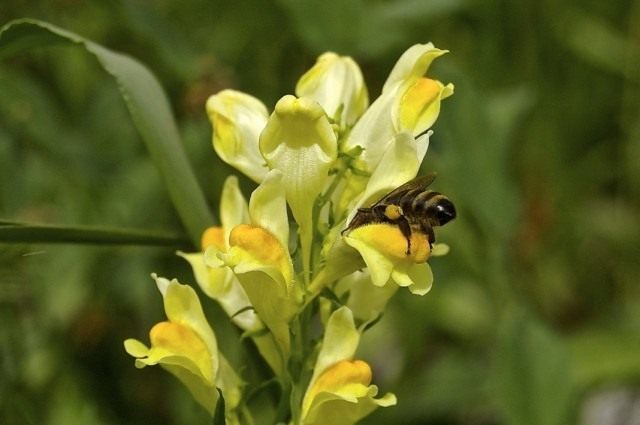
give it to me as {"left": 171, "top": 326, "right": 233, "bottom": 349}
{"left": 411, "top": 190, "right": 442, "bottom": 212}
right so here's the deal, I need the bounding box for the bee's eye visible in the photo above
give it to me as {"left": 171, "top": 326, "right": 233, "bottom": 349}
{"left": 434, "top": 199, "right": 456, "bottom": 225}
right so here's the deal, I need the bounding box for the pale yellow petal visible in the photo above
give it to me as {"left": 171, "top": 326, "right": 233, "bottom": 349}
{"left": 206, "top": 90, "right": 269, "bottom": 183}
{"left": 296, "top": 52, "right": 368, "bottom": 125}
{"left": 259, "top": 95, "right": 337, "bottom": 279}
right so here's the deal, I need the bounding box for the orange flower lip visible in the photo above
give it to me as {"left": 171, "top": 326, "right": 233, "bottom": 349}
{"left": 302, "top": 359, "right": 373, "bottom": 415}
{"left": 229, "top": 224, "right": 287, "bottom": 266}
{"left": 349, "top": 223, "right": 431, "bottom": 263}
{"left": 313, "top": 359, "right": 372, "bottom": 392}
{"left": 201, "top": 226, "right": 225, "bottom": 251}
{"left": 149, "top": 321, "right": 213, "bottom": 381}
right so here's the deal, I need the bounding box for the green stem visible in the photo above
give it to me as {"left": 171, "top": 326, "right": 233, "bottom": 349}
{"left": 309, "top": 166, "right": 350, "bottom": 276}
{"left": 275, "top": 378, "right": 292, "bottom": 424}
{"left": 307, "top": 267, "right": 330, "bottom": 299}
{"left": 240, "top": 405, "right": 255, "bottom": 425}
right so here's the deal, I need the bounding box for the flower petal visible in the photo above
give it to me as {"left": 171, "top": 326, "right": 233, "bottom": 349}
{"left": 149, "top": 321, "right": 213, "bottom": 380}
{"left": 306, "top": 359, "right": 372, "bottom": 408}
{"left": 343, "top": 43, "right": 450, "bottom": 172}
{"left": 340, "top": 89, "right": 397, "bottom": 172}
{"left": 335, "top": 271, "right": 399, "bottom": 322}
{"left": 223, "top": 224, "right": 294, "bottom": 286}
{"left": 349, "top": 131, "right": 424, "bottom": 215}
{"left": 152, "top": 275, "right": 219, "bottom": 378}
{"left": 230, "top": 269, "right": 295, "bottom": 363}
{"left": 179, "top": 251, "right": 261, "bottom": 330}
{"left": 395, "top": 78, "right": 454, "bottom": 136}
{"left": 125, "top": 276, "right": 245, "bottom": 417}
{"left": 303, "top": 382, "right": 396, "bottom": 425}
{"left": 200, "top": 226, "right": 226, "bottom": 251}
{"left": 219, "top": 175, "right": 250, "bottom": 247}
{"left": 344, "top": 224, "right": 431, "bottom": 292}
{"left": 178, "top": 251, "right": 231, "bottom": 298}
{"left": 307, "top": 233, "right": 365, "bottom": 296}
{"left": 431, "top": 243, "right": 450, "bottom": 257}
{"left": 296, "top": 52, "right": 368, "bottom": 126}
{"left": 310, "top": 307, "right": 360, "bottom": 384}
{"left": 406, "top": 262, "right": 434, "bottom": 296}
{"left": 301, "top": 310, "right": 397, "bottom": 425}
{"left": 206, "top": 90, "right": 269, "bottom": 183}
{"left": 382, "top": 43, "right": 448, "bottom": 94}
{"left": 159, "top": 363, "right": 220, "bottom": 414}
{"left": 125, "top": 331, "right": 219, "bottom": 414}
{"left": 219, "top": 224, "right": 298, "bottom": 362}
{"left": 303, "top": 307, "right": 361, "bottom": 415}
{"left": 259, "top": 95, "right": 337, "bottom": 278}
{"left": 344, "top": 229, "right": 394, "bottom": 287}
{"left": 248, "top": 169, "right": 289, "bottom": 250}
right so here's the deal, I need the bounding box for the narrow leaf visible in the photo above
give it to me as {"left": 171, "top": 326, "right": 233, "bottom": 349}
{"left": 0, "top": 19, "right": 215, "bottom": 246}
{"left": 0, "top": 222, "right": 189, "bottom": 246}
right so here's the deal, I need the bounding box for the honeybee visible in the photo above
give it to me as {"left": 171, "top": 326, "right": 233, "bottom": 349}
{"left": 343, "top": 173, "right": 456, "bottom": 255}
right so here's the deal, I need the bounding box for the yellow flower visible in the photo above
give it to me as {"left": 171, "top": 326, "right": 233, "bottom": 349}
{"left": 123, "top": 275, "right": 242, "bottom": 418}
{"left": 206, "top": 90, "right": 269, "bottom": 183}
{"left": 260, "top": 95, "right": 337, "bottom": 280}
{"left": 309, "top": 132, "right": 435, "bottom": 296}
{"left": 344, "top": 223, "right": 434, "bottom": 295}
{"left": 178, "top": 176, "right": 258, "bottom": 331}
{"left": 296, "top": 52, "right": 368, "bottom": 126}
{"left": 178, "top": 175, "right": 285, "bottom": 374}
{"left": 204, "top": 45, "right": 453, "bottom": 281}
{"left": 208, "top": 170, "right": 300, "bottom": 364}
{"left": 334, "top": 270, "right": 398, "bottom": 322}
{"left": 343, "top": 43, "right": 453, "bottom": 175}
{"left": 301, "top": 307, "right": 396, "bottom": 425}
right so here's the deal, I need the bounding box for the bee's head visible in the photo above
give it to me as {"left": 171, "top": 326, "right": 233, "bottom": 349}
{"left": 432, "top": 198, "right": 456, "bottom": 226}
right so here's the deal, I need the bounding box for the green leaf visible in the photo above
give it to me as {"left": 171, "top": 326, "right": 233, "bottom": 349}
{"left": 212, "top": 388, "right": 226, "bottom": 425}
{"left": 361, "top": 311, "right": 383, "bottom": 333}
{"left": 495, "top": 311, "right": 574, "bottom": 425}
{"left": 0, "top": 19, "right": 214, "bottom": 247}
{"left": 0, "top": 221, "right": 189, "bottom": 246}
{"left": 319, "top": 287, "right": 343, "bottom": 307}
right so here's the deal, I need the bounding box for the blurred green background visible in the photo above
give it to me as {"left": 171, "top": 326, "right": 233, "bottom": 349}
{"left": 1, "top": 0, "right": 639, "bottom": 424}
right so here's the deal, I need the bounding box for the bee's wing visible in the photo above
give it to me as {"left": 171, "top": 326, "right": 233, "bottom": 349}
{"left": 371, "top": 172, "right": 437, "bottom": 207}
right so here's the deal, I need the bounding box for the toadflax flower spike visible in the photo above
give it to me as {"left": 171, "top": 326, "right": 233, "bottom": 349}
{"left": 126, "top": 42, "right": 456, "bottom": 422}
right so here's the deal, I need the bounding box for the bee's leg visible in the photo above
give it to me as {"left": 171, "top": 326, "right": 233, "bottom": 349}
{"left": 422, "top": 224, "right": 435, "bottom": 248}
{"left": 396, "top": 216, "right": 412, "bottom": 255}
